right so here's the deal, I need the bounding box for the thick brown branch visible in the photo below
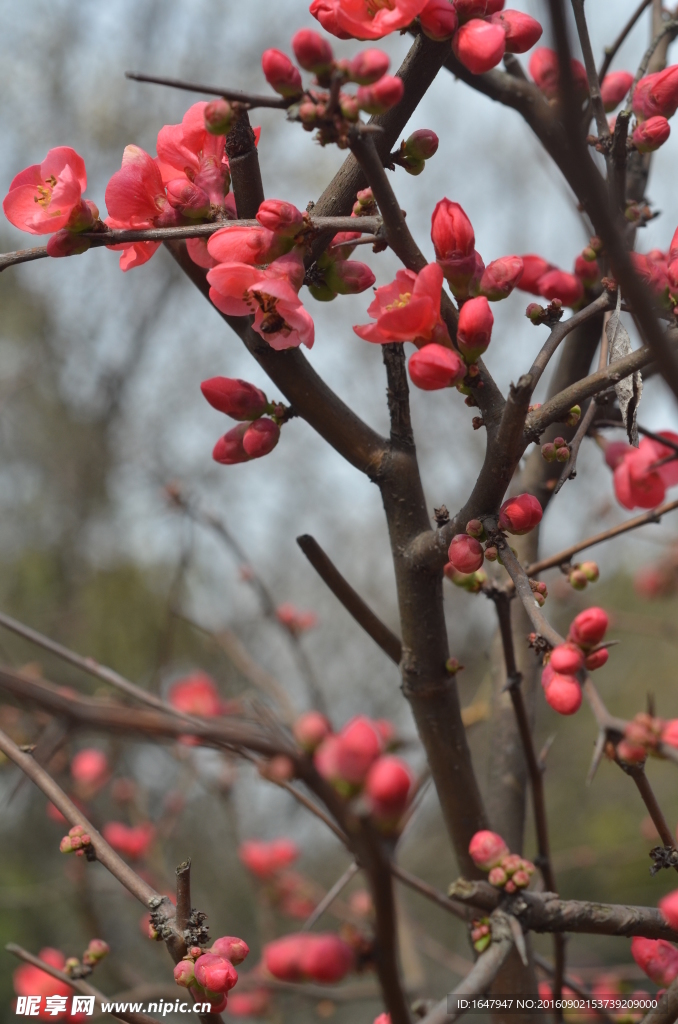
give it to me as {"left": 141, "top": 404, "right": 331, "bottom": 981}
{"left": 296, "top": 534, "right": 402, "bottom": 664}
{"left": 224, "top": 107, "right": 265, "bottom": 218}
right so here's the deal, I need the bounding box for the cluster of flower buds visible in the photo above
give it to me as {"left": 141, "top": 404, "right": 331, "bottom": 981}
{"left": 276, "top": 602, "right": 319, "bottom": 634}
{"left": 431, "top": 198, "right": 524, "bottom": 306}
{"left": 470, "top": 917, "right": 492, "bottom": 953}
{"left": 444, "top": 497, "right": 542, "bottom": 586}
{"left": 416, "top": 2, "right": 543, "bottom": 76}
{"left": 517, "top": 253, "right": 584, "bottom": 309}
{"left": 565, "top": 561, "right": 599, "bottom": 591}
{"left": 525, "top": 299, "right": 563, "bottom": 326}
{"left": 59, "top": 824, "right": 92, "bottom": 856}
{"left": 627, "top": 65, "right": 678, "bottom": 157}
{"left": 264, "top": 931, "right": 354, "bottom": 984}
{"left": 201, "top": 376, "right": 285, "bottom": 466}
{"left": 541, "top": 436, "right": 571, "bottom": 463}
{"left": 540, "top": 608, "right": 610, "bottom": 716}
{"left": 469, "top": 830, "right": 536, "bottom": 893}
{"left": 616, "top": 713, "right": 666, "bottom": 765}
{"left": 390, "top": 128, "right": 439, "bottom": 175}
{"left": 600, "top": 428, "right": 678, "bottom": 511}
{"left": 262, "top": 30, "right": 405, "bottom": 148}
{"left": 102, "top": 821, "right": 155, "bottom": 860}
{"left": 631, "top": 937, "right": 678, "bottom": 988}
{"left": 82, "top": 939, "right": 110, "bottom": 968}
{"left": 528, "top": 578, "right": 549, "bottom": 608}
{"left": 174, "top": 936, "right": 249, "bottom": 1013}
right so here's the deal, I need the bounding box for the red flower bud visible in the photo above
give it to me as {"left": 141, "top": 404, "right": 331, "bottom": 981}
{"left": 165, "top": 178, "right": 211, "bottom": 218}
{"left": 356, "top": 75, "right": 404, "bottom": 115}
{"left": 239, "top": 838, "right": 298, "bottom": 878}
{"left": 242, "top": 418, "right": 280, "bottom": 458}
{"left": 204, "top": 99, "right": 234, "bottom": 135}
{"left": 659, "top": 890, "right": 678, "bottom": 930}
{"left": 585, "top": 647, "right": 608, "bottom": 671}
{"left": 529, "top": 47, "right": 588, "bottom": 100}
{"left": 498, "top": 493, "right": 542, "bottom": 535}
{"left": 478, "top": 255, "right": 524, "bottom": 300}
{"left": 174, "top": 960, "right": 196, "bottom": 988}
{"left": 662, "top": 719, "right": 678, "bottom": 748}
{"left": 431, "top": 199, "right": 475, "bottom": 260}
{"left": 294, "top": 710, "right": 332, "bottom": 752}
{"left": 292, "top": 29, "right": 334, "bottom": 74}
{"left": 568, "top": 607, "right": 609, "bottom": 647}
{"left": 256, "top": 199, "right": 304, "bottom": 235}
{"left": 490, "top": 10, "right": 543, "bottom": 54}
{"left": 194, "top": 953, "right": 238, "bottom": 994}
{"left": 457, "top": 295, "right": 494, "bottom": 362}
{"left": 452, "top": 19, "right": 506, "bottom": 75}
{"left": 201, "top": 377, "right": 269, "bottom": 421}
{"left": 469, "top": 830, "right": 509, "bottom": 870}
{"left": 537, "top": 268, "right": 584, "bottom": 307}
{"left": 408, "top": 343, "right": 465, "bottom": 390}
{"left": 347, "top": 48, "right": 390, "bottom": 84}
{"left": 211, "top": 936, "right": 250, "bottom": 966}
{"left": 633, "top": 115, "right": 671, "bottom": 153}
{"left": 404, "top": 129, "right": 439, "bottom": 161}
{"left": 454, "top": 0, "right": 487, "bottom": 22}
{"left": 631, "top": 937, "right": 678, "bottom": 987}
{"left": 213, "top": 423, "right": 250, "bottom": 464}
{"left": 447, "top": 534, "right": 485, "bottom": 574}
{"left": 516, "top": 254, "right": 553, "bottom": 294}
{"left": 544, "top": 673, "right": 582, "bottom": 715}
{"left": 633, "top": 66, "right": 678, "bottom": 121}
{"left": 365, "top": 755, "right": 413, "bottom": 819}
{"left": 575, "top": 254, "right": 600, "bottom": 283}
{"left": 261, "top": 49, "right": 303, "bottom": 98}
{"left": 46, "top": 230, "right": 91, "bottom": 259}
{"left": 325, "top": 259, "right": 376, "bottom": 295}
{"left": 335, "top": 715, "right": 383, "bottom": 785}
{"left": 419, "top": 0, "right": 459, "bottom": 40}
{"left": 550, "top": 643, "right": 584, "bottom": 675}
{"left": 600, "top": 71, "right": 633, "bottom": 112}
{"left": 299, "top": 934, "right": 354, "bottom": 983}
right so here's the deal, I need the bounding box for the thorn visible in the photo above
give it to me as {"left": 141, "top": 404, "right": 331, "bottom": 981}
{"left": 586, "top": 729, "right": 607, "bottom": 786}
{"left": 508, "top": 915, "right": 528, "bottom": 966}
{"left": 538, "top": 735, "right": 556, "bottom": 771}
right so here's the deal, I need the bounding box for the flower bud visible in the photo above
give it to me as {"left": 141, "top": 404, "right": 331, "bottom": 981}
{"left": 194, "top": 953, "right": 238, "bottom": 994}
{"left": 365, "top": 755, "right": 413, "bottom": 821}
{"left": 469, "top": 830, "right": 509, "bottom": 870}
{"left": 419, "top": 0, "right": 459, "bottom": 41}
{"left": 541, "top": 443, "right": 557, "bottom": 462}
{"left": 403, "top": 129, "right": 439, "bottom": 161}
{"left": 457, "top": 296, "right": 494, "bottom": 362}
{"left": 299, "top": 934, "right": 354, "bottom": 984}
{"left": 517, "top": 254, "right": 553, "bottom": 294}
{"left": 204, "top": 99, "right": 234, "bottom": 135}
{"left": 659, "top": 890, "right": 678, "bottom": 930}
{"left": 631, "top": 937, "right": 678, "bottom": 987}
{"left": 544, "top": 674, "right": 582, "bottom": 715}
{"left": 574, "top": 254, "right": 600, "bottom": 284}
{"left": 633, "top": 115, "right": 671, "bottom": 153}
{"left": 174, "top": 960, "right": 196, "bottom": 988}
{"left": 490, "top": 10, "right": 543, "bottom": 54}
{"left": 478, "top": 255, "right": 524, "bottom": 301}
{"left": 568, "top": 607, "right": 609, "bottom": 647}
{"left": 537, "top": 269, "right": 584, "bottom": 307}
{"left": 569, "top": 569, "right": 588, "bottom": 590}
{"left": 261, "top": 49, "right": 303, "bottom": 99}
{"left": 452, "top": 19, "right": 506, "bottom": 75}
{"left": 408, "top": 344, "right": 465, "bottom": 390}
{"left": 580, "top": 561, "right": 599, "bottom": 582}
{"left": 356, "top": 75, "right": 405, "bottom": 115}
{"left": 465, "top": 519, "right": 484, "bottom": 539}
{"left": 201, "top": 377, "right": 269, "bottom": 421}
{"left": 292, "top": 29, "right": 334, "bottom": 75}
{"left": 294, "top": 711, "right": 332, "bottom": 752}
{"left": 512, "top": 869, "right": 530, "bottom": 888}
{"left": 633, "top": 66, "right": 678, "bottom": 121}
{"left": 431, "top": 199, "right": 475, "bottom": 261}
{"left": 454, "top": 0, "right": 487, "bottom": 22}
{"left": 213, "top": 423, "right": 250, "bottom": 465}
{"left": 448, "top": 534, "right": 485, "bottom": 574}
{"left": 325, "top": 259, "right": 376, "bottom": 295}
{"left": 600, "top": 71, "right": 634, "bottom": 112}
{"left": 485, "top": 545, "right": 498, "bottom": 561}
{"left": 83, "top": 940, "right": 109, "bottom": 966}
{"left": 347, "top": 48, "right": 390, "bottom": 85}
{"left": 498, "top": 493, "right": 542, "bottom": 535}
{"left": 488, "top": 866, "right": 508, "bottom": 887}
{"left": 554, "top": 446, "right": 569, "bottom": 463}
{"left": 242, "top": 418, "right": 280, "bottom": 459}
{"left": 46, "top": 230, "right": 91, "bottom": 259}
{"left": 335, "top": 716, "right": 383, "bottom": 786}
{"left": 585, "top": 647, "right": 608, "bottom": 671}
{"left": 353, "top": 188, "right": 377, "bottom": 217}
{"left": 211, "top": 936, "right": 250, "bottom": 966}
{"left": 165, "top": 178, "right": 211, "bottom": 219}
{"left": 565, "top": 405, "right": 581, "bottom": 426}
{"left": 446, "top": 657, "right": 464, "bottom": 674}
{"left": 256, "top": 199, "right": 304, "bottom": 235}
{"left": 529, "top": 47, "right": 589, "bottom": 100}
{"left": 550, "top": 642, "right": 585, "bottom": 675}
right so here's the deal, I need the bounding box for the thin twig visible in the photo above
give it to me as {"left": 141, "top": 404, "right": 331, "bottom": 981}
{"left": 301, "top": 861, "right": 360, "bottom": 931}
{"left": 598, "top": 0, "right": 653, "bottom": 83}
{"left": 175, "top": 859, "right": 192, "bottom": 942}
{"left": 571, "top": 0, "right": 609, "bottom": 137}
{"left": 125, "top": 70, "right": 292, "bottom": 108}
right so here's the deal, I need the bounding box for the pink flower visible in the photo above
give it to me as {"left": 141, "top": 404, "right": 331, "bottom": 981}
{"left": 659, "top": 890, "right": 678, "bottom": 930}
{"left": 239, "top": 838, "right": 299, "bottom": 878}
{"left": 568, "top": 607, "right": 609, "bottom": 648}
{"left": 207, "top": 223, "right": 290, "bottom": 266}
{"left": 633, "top": 116, "right": 671, "bottom": 153}
{"left": 543, "top": 673, "right": 582, "bottom": 715}
{"left": 298, "top": 933, "right": 354, "bottom": 983}
{"left": 447, "top": 534, "right": 484, "bottom": 573}
{"left": 207, "top": 252, "right": 314, "bottom": 350}
{"left": 489, "top": 10, "right": 543, "bottom": 55}
{"left": 366, "top": 755, "right": 412, "bottom": 821}
{"left": 633, "top": 66, "right": 678, "bottom": 120}
{"left": 453, "top": 19, "right": 506, "bottom": 75}
{"left": 71, "top": 749, "right": 109, "bottom": 789}
{"left": 469, "top": 830, "right": 509, "bottom": 870}
{"left": 457, "top": 295, "right": 494, "bottom": 362}
{"left": 353, "top": 263, "right": 449, "bottom": 345}
{"left": 529, "top": 47, "right": 588, "bottom": 100}
{"left": 613, "top": 433, "right": 678, "bottom": 510}
{"left": 3, "top": 147, "right": 87, "bottom": 235}
{"left": 261, "top": 50, "right": 303, "bottom": 98}
{"left": 102, "top": 821, "right": 155, "bottom": 860}
{"left": 419, "top": 0, "right": 458, "bottom": 41}
{"left": 168, "top": 671, "right": 223, "bottom": 716}
{"left": 478, "top": 255, "right": 524, "bottom": 300}
{"left": 631, "top": 937, "right": 678, "bottom": 987}
{"left": 201, "top": 377, "right": 269, "bottom": 420}
{"left": 498, "top": 493, "right": 542, "bottom": 535}
{"left": 194, "top": 953, "right": 239, "bottom": 994}
{"left": 310, "top": 0, "right": 429, "bottom": 41}
{"left": 600, "top": 71, "right": 634, "bottom": 112}
{"left": 408, "top": 343, "right": 465, "bottom": 390}
{"left": 104, "top": 145, "right": 178, "bottom": 270}
{"left": 156, "top": 101, "right": 231, "bottom": 207}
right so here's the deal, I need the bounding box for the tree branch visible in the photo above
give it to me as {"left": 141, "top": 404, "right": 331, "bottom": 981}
{"left": 598, "top": 0, "right": 653, "bottom": 82}
{"left": 571, "top": 0, "right": 609, "bottom": 138}
{"left": 125, "top": 70, "right": 291, "bottom": 108}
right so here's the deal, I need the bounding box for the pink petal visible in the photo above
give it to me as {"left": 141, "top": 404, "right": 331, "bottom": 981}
{"left": 209, "top": 287, "right": 254, "bottom": 317}
{"left": 186, "top": 237, "right": 218, "bottom": 269}
{"left": 118, "top": 241, "right": 160, "bottom": 271}
{"left": 7, "top": 163, "right": 42, "bottom": 191}
{"left": 353, "top": 322, "right": 393, "bottom": 344}
{"left": 413, "top": 262, "right": 444, "bottom": 305}
{"left": 41, "top": 147, "right": 87, "bottom": 192}
{"left": 377, "top": 297, "right": 436, "bottom": 340}
{"left": 105, "top": 146, "right": 165, "bottom": 225}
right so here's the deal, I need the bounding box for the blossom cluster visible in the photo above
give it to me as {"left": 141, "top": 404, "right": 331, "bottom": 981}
{"left": 445, "top": 494, "right": 543, "bottom": 582}
{"left": 173, "top": 935, "right": 249, "bottom": 1014}
{"left": 541, "top": 607, "right": 610, "bottom": 716}
{"left": 469, "top": 830, "right": 536, "bottom": 893}
{"left": 600, "top": 431, "right": 678, "bottom": 511}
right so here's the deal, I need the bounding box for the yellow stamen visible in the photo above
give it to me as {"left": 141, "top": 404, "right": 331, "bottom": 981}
{"left": 385, "top": 291, "right": 412, "bottom": 311}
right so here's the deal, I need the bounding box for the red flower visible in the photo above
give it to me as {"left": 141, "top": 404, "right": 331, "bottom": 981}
{"left": 454, "top": 0, "right": 489, "bottom": 23}
{"left": 102, "top": 821, "right": 155, "bottom": 860}
{"left": 353, "top": 263, "right": 449, "bottom": 345}
{"left": 529, "top": 47, "right": 588, "bottom": 100}
{"left": 431, "top": 198, "right": 482, "bottom": 296}
{"left": 3, "top": 147, "right": 87, "bottom": 235}
{"left": 633, "top": 66, "right": 678, "bottom": 120}
{"left": 14, "top": 949, "right": 82, "bottom": 1021}
{"left": 633, "top": 116, "right": 671, "bottom": 153}
{"left": 104, "top": 145, "right": 179, "bottom": 270}
{"left": 408, "top": 343, "right": 465, "bottom": 390}
{"left": 498, "top": 493, "right": 542, "bottom": 535}
{"left": 659, "top": 890, "right": 678, "bottom": 930}
{"left": 631, "top": 937, "right": 678, "bottom": 987}
{"left": 600, "top": 70, "right": 634, "bottom": 112}
{"left": 194, "top": 953, "right": 238, "bottom": 994}
{"left": 310, "top": 0, "right": 429, "bottom": 41}
{"left": 347, "top": 48, "right": 391, "bottom": 83}
{"left": 239, "top": 838, "right": 299, "bottom": 878}
{"left": 168, "top": 671, "right": 223, "bottom": 716}
{"left": 489, "top": 10, "right": 543, "bottom": 54}
{"left": 453, "top": 19, "right": 506, "bottom": 75}
{"left": 156, "top": 101, "right": 232, "bottom": 208}
{"left": 613, "top": 433, "right": 678, "bottom": 510}
{"left": 447, "top": 534, "right": 484, "bottom": 573}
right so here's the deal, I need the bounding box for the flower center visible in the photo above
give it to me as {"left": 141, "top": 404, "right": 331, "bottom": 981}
{"left": 365, "top": 0, "right": 395, "bottom": 14}
{"left": 251, "top": 290, "right": 290, "bottom": 335}
{"left": 385, "top": 291, "right": 412, "bottom": 311}
{"left": 34, "top": 175, "right": 57, "bottom": 208}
